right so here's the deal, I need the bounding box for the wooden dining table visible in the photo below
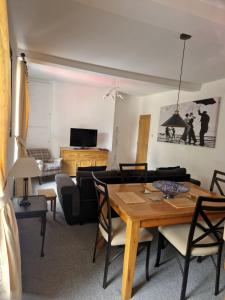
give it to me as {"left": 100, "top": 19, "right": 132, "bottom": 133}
{"left": 107, "top": 182, "right": 224, "bottom": 300}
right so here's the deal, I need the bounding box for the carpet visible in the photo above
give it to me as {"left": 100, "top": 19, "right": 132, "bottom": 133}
{"left": 18, "top": 178, "right": 225, "bottom": 300}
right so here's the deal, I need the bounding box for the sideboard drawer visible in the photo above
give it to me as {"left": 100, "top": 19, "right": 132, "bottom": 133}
{"left": 60, "top": 148, "right": 109, "bottom": 176}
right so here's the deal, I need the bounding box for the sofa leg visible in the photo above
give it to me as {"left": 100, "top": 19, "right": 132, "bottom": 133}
{"left": 38, "top": 177, "right": 42, "bottom": 185}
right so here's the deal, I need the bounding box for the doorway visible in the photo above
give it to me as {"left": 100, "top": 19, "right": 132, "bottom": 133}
{"left": 136, "top": 114, "right": 151, "bottom": 164}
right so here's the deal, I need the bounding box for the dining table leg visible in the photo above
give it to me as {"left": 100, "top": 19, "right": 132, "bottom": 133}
{"left": 122, "top": 219, "right": 140, "bottom": 300}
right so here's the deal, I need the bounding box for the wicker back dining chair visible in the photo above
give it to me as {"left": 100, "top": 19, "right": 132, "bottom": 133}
{"left": 92, "top": 172, "right": 153, "bottom": 289}
{"left": 155, "top": 196, "right": 225, "bottom": 300}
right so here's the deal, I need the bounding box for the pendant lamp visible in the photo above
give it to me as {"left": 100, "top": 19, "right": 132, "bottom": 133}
{"left": 161, "top": 33, "right": 192, "bottom": 127}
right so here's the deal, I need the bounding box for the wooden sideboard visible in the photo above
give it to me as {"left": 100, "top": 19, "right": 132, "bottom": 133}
{"left": 60, "top": 147, "right": 109, "bottom": 176}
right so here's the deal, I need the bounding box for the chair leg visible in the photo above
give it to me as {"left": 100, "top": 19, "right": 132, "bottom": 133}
{"left": 197, "top": 256, "right": 202, "bottom": 263}
{"left": 155, "top": 232, "right": 164, "bottom": 267}
{"left": 215, "top": 245, "right": 223, "bottom": 295}
{"left": 103, "top": 241, "right": 111, "bottom": 289}
{"left": 161, "top": 238, "right": 166, "bottom": 249}
{"left": 180, "top": 254, "right": 191, "bottom": 300}
{"left": 146, "top": 242, "right": 151, "bottom": 281}
{"left": 92, "top": 225, "right": 99, "bottom": 263}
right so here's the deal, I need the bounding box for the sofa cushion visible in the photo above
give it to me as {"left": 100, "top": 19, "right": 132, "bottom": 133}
{"left": 77, "top": 170, "right": 121, "bottom": 201}
{"left": 76, "top": 170, "right": 120, "bottom": 185}
{"left": 77, "top": 166, "right": 107, "bottom": 172}
{"left": 157, "top": 166, "right": 180, "bottom": 170}
{"left": 155, "top": 167, "right": 186, "bottom": 177}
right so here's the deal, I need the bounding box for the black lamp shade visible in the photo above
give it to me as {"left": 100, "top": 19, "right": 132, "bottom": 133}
{"left": 161, "top": 112, "right": 186, "bottom": 127}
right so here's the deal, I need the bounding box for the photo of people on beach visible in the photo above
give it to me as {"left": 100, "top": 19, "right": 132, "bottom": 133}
{"left": 157, "top": 98, "right": 220, "bottom": 148}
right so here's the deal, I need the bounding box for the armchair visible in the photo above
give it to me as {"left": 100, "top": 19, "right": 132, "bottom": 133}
{"left": 27, "top": 148, "right": 62, "bottom": 184}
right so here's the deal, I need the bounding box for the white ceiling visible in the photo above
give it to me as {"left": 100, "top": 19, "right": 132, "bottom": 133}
{"left": 8, "top": 0, "right": 225, "bottom": 93}
{"left": 28, "top": 62, "right": 171, "bottom": 96}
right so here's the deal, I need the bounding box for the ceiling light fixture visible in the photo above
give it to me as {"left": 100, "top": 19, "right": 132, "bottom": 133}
{"left": 103, "top": 78, "right": 124, "bottom": 100}
{"left": 161, "top": 33, "right": 192, "bottom": 127}
{"left": 103, "top": 86, "right": 124, "bottom": 100}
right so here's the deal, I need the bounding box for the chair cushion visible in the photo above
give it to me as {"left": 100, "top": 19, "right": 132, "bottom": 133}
{"left": 99, "top": 217, "right": 153, "bottom": 246}
{"left": 27, "top": 148, "right": 51, "bottom": 162}
{"left": 43, "top": 162, "right": 61, "bottom": 171}
{"left": 159, "top": 224, "right": 218, "bottom": 257}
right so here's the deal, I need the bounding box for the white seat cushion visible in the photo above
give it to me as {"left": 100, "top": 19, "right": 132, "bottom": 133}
{"left": 159, "top": 224, "right": 218, "bottom": 257}
{"left": 199, "top": 219, "right": 225, "bottom": 229}
{"left": 99, "top": 217, "right": 153, "bottom": 246}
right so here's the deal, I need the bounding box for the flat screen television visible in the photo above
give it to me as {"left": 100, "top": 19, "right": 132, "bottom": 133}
{"left": 70, "top": 128, "right": 97, "bottom": 147}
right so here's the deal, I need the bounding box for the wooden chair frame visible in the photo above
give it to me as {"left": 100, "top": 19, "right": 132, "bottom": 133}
{"left": 210, "top": 170, "right": 225, "bottom": 196}
{"left": 92, "top": 172, "right": 151, "bottom": 288}
{"left": 155, "top": 196, "right": 225, "bottom": 300}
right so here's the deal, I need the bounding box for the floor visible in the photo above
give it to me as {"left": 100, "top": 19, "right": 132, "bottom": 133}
{"left": 18, "top": 178, "right": 225, "bottom": 300}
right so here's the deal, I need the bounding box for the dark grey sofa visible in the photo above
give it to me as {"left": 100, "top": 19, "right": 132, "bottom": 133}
{"left": 55, "top": 167, "right": 191, "bottom": 225}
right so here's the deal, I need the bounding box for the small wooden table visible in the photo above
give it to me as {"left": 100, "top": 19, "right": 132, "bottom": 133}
{"left": 13, "top": 195, "right": 47, "bottom": 257}
{"left": 108, "top": 183, "right": 224, "bottom": 300}
{"left": 37, "top": 188, "right": 57, "bottom": 220}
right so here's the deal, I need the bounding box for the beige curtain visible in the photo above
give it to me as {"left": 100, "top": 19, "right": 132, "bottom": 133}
{"left": 15, "top": 59, "right": 31, "bottom": 197}
{"left": 17, "top": 61, "right": 29, "bottom": 157}
{"left": 0, "top": 0, "right": 22, "bottom": 299}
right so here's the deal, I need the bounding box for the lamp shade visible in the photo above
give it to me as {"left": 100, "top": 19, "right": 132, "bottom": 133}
{"left": 8, "top": 157, "right": 41, "bottom": 178}
{"left": 161, "top": 112, "right": 186, "bottom": 127}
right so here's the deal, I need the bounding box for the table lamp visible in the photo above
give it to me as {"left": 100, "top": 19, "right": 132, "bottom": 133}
{"left": 9, "top": 157, "right": 41, "bottom": 206}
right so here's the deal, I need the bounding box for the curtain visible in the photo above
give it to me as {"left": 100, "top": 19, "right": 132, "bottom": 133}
{"left": 15, "top": 60, "right": 30, "bottom": 197}
{"left": 17, "top": 61, "right": 29, "bottom": 157}
{"left": 0, "top": 0, "right": 22, "bottom": 299}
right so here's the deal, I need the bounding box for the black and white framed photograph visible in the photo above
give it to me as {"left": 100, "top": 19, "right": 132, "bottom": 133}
{"left": 157, "top": 98, "right": 221, "bottom": 148}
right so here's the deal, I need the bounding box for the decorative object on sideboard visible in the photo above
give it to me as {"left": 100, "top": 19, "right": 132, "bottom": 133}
{"left": 8, "top": 157, "right": 41, "bottom": 206}
{"left": 152, "top": 180, "right": 189, "bottom": 199}
{"left": 161, "top": 33, "right": 191, "bottom": 128}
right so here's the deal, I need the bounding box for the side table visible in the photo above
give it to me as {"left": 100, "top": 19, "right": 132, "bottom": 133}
{"left": 12, "top": 195, "right": 47, "bottom": 257}
{"left": 37, "top": 188, "right": 57, "bottom": 220}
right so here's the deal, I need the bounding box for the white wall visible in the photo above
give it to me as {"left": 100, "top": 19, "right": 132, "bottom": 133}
{"left": 27, "top": 80, "right": 53, "bottom": 149}
{"left": 51, "top": 82, "right": 115, "bottom": 157}
{"left": 27, "top": 80, "right": 116, "bottom": 161}
{"left": 27, "top": 76, "right": 225, "bottom": 188}
{"left": 110, "top": 94, "right": 142, "bottom": 168}
{"left": 140, "top": 79, "right": 225, "bottom": 188}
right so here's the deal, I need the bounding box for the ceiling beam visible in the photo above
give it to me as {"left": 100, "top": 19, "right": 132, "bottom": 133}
{"left": 19, "top": 49, "right": 201, "bottom": 91}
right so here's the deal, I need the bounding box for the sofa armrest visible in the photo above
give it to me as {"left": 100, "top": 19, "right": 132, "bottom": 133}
{"left": 55, "top": 174, "right": 80, "bottom": 221}
{"left": 61, "top": 185, "right": 80, "bottom": 217}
